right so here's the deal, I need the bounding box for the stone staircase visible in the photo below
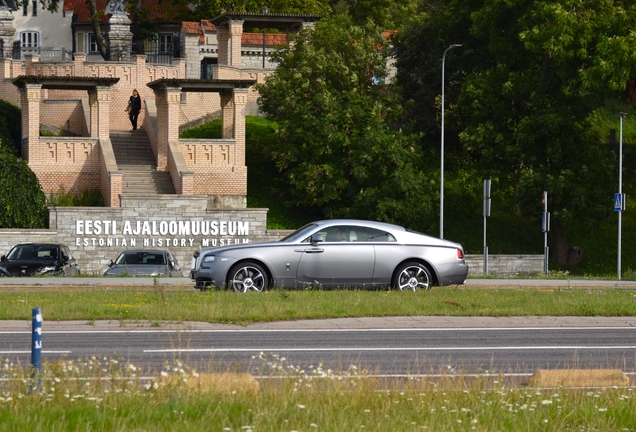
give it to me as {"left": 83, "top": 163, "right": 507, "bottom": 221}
{"left": 110, "top": 130, "right": 176, "bottom": 195}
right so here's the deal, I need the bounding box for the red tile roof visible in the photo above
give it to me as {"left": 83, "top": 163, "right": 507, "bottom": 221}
{"left": 201, "top": 20, "right": 216, "bottom": 32}
{"left": 182, "top": 21, "right": 200, "bottom": 35}
{"left": 242, "top": 33, "right": 287, "bottom": 46}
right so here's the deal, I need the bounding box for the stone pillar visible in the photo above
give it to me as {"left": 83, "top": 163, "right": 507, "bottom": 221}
{"left": 73, "top": 53, "right": 87, "bottom": 76}
{"left": 161, "top": 87, "right": 181, "bottom": 171}
{"left": 21, "top": 83, "right": 42, "bottom": 161}
{"left": 95, "top": 86, "right": 111, "bottom": 138}
{"left": 24, "top": 54, "right": 39, "bottom": 75}
{"left": 153, "top": 87, "right": 167, "bottom": 165}
{"left": 289, "top": 22, "right": 316, "bottom": 49}
{"left": 171, "top": 57, "right": 186, "bottom": 77}
{"left": 0, "top": 7, "right": 15, "bottom": 59}
{"left": 88, "top": 89, "right": 98, "bottom": 138}
{"left": 232, "top": 88, "right": 248, "bottom": 167}
{"left": 229, "top": 20, "right": 243, "bottom": 68}
{"left": 106, "top": 14, "right": 133, "bottom": 61}
{"left": 0, "top": 58, "right": 11, "bottom": 79}
{"left": 220, "top": 90, "right": 234, "bottom": 139}
{"left": 217, "top": 25, "right": 229, "bottom": 66}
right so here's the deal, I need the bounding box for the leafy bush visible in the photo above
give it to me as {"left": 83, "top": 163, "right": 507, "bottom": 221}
{"left": 0, "top": 152, "right": 47, "bottom": 228}
{"left": 47, "top": 186, "right": 105, "bottom": 207}
{"left": 181, "top": 116, "right": 320, "bottom": 229}
{"left": 0, "top": 100, "right": 21, "bottom": 156}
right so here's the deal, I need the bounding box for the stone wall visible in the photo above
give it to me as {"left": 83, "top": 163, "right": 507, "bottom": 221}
{"left": 0, "top": 197, "right": 268, "bottom": 276}
{"left": 465, "top": 254, "right": 545, "bottom": 277}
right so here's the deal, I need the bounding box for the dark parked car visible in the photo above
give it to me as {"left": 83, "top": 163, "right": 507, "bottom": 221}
{"left": 190, "top": 219, "right": 468, "bottom": 292}
{"left": 0, "top": 243, "right": 80, "bottom": 276}
{"left": 104, "top": 250, "right": 182, "bottom": 277}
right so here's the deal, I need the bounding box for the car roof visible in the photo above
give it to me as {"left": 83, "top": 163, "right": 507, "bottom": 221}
{"left": 13, "top": 243, "right": 65, "bottom": 247}
{"left": 310, "top": 219, "right": 406, "bottom": 231}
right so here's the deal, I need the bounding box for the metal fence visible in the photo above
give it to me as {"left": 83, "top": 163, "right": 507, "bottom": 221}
{"left": 0, "top": 41, "right": 20, "bottom": 59}
{"left": 0, "top": 42, "right": 73, "bottom": 61}
{"left": 131, "top": 36, "right": 180, "bottom": 65}
{"left": 0, "top": 37, "right": 180, "bottom": 64}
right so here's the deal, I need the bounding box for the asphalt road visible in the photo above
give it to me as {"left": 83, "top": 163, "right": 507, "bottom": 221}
{"left": 2, "top": 278, "right": 636, "bottom": 378}
{"left": 2, "top": 317, "right": 636, "bottom": 377}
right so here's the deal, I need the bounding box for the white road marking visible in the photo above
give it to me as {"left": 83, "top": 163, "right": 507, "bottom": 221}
{"left": 1, "top": 326, "right": 636, "bottom": 334}
{"left": 144, "top": 345, "right": 636, "bottom": 353}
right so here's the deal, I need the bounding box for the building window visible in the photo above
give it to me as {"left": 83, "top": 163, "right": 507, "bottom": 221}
{"left": 22, "top": 2, "right": 27, "bottom": 15}
{"left": 32, "top": 0, "right": 37, "bottom": 16}
{"left": 158, "top": 34, "right": 173, "bottom": 53}
{"left": 89, "top": 33, "right": 99, "bottom": 53}
{"left": 21, "top": 32, "right": 39, "bottom": 48}
{"left": 200, "top": 58, "right": 217, "bottom": 79}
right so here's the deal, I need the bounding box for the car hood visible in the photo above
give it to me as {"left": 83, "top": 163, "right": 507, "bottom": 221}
{"left": 0, "top": 260, "right": 58, "bottom": 276}
{"left": 104, "top": 264, "right": 171, "bottom": 276}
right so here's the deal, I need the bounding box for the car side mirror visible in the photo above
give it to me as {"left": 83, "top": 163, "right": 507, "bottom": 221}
{"left": 169, "top": 260, "right": 175, "bottom": 269}
{"left": 108, "top": 260, "right": 114, "bottom": 267}
{"left": 0, "top": 255, "right": 5, "bottom": 262}
{"left": 311, "top": 234, "right": 324, "bottom": 245}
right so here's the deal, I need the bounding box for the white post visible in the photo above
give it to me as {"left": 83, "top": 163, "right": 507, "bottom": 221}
{"left": 440, "top": 43, "right": 461, "bottom": 239}
{"left": 483, "top": 179, "right": 491, "bottom": 275}
{"left": 618, "top": 112, "right": 627, "bottom": 280}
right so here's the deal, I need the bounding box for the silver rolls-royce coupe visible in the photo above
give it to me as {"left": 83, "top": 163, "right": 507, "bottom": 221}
{"left": 191, "top": 219, "right": 468, "bottom": 292}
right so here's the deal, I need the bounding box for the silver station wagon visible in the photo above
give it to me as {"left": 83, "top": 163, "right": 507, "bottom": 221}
{"left": 190, "top": 219, "right": 468, "bottom": 292}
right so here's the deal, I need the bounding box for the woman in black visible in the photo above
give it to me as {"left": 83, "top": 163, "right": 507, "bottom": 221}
{"left": 127, "top": 89, "right": 142, "bottom": 130}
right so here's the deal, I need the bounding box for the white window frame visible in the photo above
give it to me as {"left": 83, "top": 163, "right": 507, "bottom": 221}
{"left": 158, "top": 34, "right": 173, "bottom": 53}
{"left": 20, "top": 31, "right": 39, "bottom": 48}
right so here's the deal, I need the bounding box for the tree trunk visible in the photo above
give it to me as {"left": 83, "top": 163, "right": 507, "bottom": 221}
{"left": 551, "top": 222, "right": 570, "bottom": 266}
{"left": 87, "top": 0, "right": 108, "bottom": 60}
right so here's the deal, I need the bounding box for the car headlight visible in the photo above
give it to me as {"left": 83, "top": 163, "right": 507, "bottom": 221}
{"left": 200, "top": 255, "right": 215, "bottom": 268}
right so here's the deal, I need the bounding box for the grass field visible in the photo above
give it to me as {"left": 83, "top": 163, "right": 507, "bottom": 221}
{"left": 1, "top": 354, "right": 635, "bottom": 431}
{"left": 2, "top": 287, "right": 636, "bottom": 324}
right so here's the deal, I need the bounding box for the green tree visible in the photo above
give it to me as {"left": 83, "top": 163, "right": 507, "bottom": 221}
{"left": 184, "top": 0, "right": 330, "bottom": 21}
{"left": 331, "top": 0, "right": 422, "bottom": 29}
{"left": 0, "top": 100, "right": 21, "bottom": 156}
{"left": 394, "top": 0, "right": 636, "bottom": 264}
{"left": 256, "top": 14, "right": 434, "bottom": 230}
{"left": 0, "top": 100, "right": 48, "bottom": 228}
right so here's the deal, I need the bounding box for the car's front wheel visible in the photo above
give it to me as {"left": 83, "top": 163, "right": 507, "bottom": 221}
{"left": 392, "top": 262, "right": 432, "bottom": 291}
{"left": 227, "top": 262, "right": 269, "bottom": 293}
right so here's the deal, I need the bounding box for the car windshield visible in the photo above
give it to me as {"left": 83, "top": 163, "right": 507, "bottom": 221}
{"left": 279, "top": 223, "right": 318, "bottom": 243}
{"left": 6, "top": 245, "right": 58, "bottom": 260}
{"left": 115, "top": 252, "right": 166, "bottom": 265}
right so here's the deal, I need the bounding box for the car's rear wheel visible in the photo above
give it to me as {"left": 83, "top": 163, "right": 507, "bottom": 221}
{"left": 392, "top": 262, "right": 432, "bottom": 291}
{"left": 228, "top": 262, "right": 269, "bottom": 293}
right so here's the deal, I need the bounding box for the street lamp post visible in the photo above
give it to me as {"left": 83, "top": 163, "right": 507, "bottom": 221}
{"left": 262, "top": 6, "right": 268, "bottom": 68}
{"left": 618, "top": 112, "right": 628, "bottom": 280}
{"left": 440, "top": 43, "right": 462, "bottom": 239}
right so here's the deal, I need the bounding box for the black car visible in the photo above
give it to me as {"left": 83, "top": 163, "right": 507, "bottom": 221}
{"left": 0, "top": 243, "right": 80, "bottom": 276}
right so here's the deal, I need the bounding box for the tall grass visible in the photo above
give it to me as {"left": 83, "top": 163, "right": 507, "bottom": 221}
{"left": 2, "top": 288, "right": 636, "bottom": 323}
{"left": 1, "top": 353, "right": 635, "bottom": 431}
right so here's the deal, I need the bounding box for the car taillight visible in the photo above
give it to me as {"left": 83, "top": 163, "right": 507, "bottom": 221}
{"left": 457, "top": 248, "right": 464, "bottom": 260}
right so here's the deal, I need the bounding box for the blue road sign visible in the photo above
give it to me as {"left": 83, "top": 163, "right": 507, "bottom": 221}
{"left": 615, "top": 193, "right": 625, "bottom": 211}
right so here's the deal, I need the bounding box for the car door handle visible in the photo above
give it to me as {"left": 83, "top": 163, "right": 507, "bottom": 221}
{"left": 304, "top": 248, "right": 324, "bottom": 254}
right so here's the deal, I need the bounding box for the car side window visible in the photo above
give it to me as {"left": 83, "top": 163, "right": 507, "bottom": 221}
{"left": 367, "top": 228, "right": 397, "bottom": 242}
